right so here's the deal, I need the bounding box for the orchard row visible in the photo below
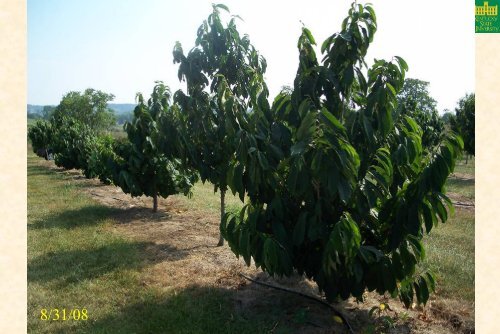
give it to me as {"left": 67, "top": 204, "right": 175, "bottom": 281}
{"left": 29, "top": 3, "right": 466, "bottom": 312}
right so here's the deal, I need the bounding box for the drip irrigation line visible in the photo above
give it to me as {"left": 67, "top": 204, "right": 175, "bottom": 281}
{"left": 239, "top": 273, "right": 354, "bottom": 334}
{"left": 451, "top": 201, "right": 474, "bottom": 207}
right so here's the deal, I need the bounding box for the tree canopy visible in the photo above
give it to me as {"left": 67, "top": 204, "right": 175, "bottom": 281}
{"left": 172, "top": 3, "right": 268, "bottom": 245}
{"left": 112, "top": 83, "right": 198, "bottom": 212}
{"left": 220, "top": 2, "right": 463, "bottom": 307}
{"left": 51, "top": 88, "right": 116, "bottom": 133}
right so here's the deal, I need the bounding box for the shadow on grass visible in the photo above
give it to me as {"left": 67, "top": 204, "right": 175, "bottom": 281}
{"left": 29, "top": 205, "right": 121, "bottom": 230}
{"left": 29, "top": 202, "right": 177, "bottom": 230}
{"left": 446, "top": 177, "right": 475, "bottom": 188}
{"left": 28, "top": 161, "right": 105, "bottom": 189}
{"left": 73, "top": 281, "right": 415, "bottom": 334}
{"left": 28, "top": 241, "right": 192, "bottom": 285}
{"left": 74, "top": 285, "right": 312, "bottom": 334}
{"left": 113, "top": 206, "right": 176, "bottom": 224}
{"left": 27, "top": 164, "right": 60, "bottom": 177}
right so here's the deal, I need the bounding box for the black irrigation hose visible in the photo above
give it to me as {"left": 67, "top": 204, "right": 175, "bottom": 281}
{"left": 238, "top": 273, "right": 355, "bottom": 334}
{"left": 452, "top": 201, "right": 474, "bottom": 207}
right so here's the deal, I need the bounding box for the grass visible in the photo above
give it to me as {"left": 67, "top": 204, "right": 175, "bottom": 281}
{"left": 445, "top": 177, "right": 475, "bottom": 200}
{"left": 421, "top": 157, "right": 475, "bottom": 304}
{"left": 422, "top": 209, "right": 475, "bottom": 303}
{"left": 453, "top": 156, "right": 475, "bottom": 176}
{"left": 445, "top": 156, "right": 475, "bottom": 200}
{"left": 172, "top": 182, "right": 244, "bottom": 215}
{"left": 27, "top": 152, "right": 284, "bottom": 334}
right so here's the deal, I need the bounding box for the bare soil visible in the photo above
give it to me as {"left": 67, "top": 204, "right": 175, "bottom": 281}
{"left": 43, "top": 160, "right": 474, "bottom": 333}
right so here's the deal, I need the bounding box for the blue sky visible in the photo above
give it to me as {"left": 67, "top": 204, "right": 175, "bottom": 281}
{"left": 28, "top": 0, "right": 474, "bottom": 112}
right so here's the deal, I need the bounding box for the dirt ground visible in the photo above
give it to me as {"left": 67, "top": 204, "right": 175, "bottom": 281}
{"left": 45, "top": 161, "right": 475, "bottom": 334}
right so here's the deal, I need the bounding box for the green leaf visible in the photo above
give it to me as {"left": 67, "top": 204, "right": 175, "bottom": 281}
{"left": 239, "top": 227, "right": 251, "bottom": 265}
{"left": 321, "top": 35, "right": 333, "bottom": 54}
{"left": 408, "top": 236, "right": 425, "bottom": 261}
{"left": 421, "top": 199, "right": 436, "bottom": 234}
{"left": 290, "top": 141, "right": 307, "bottom": 156}
{"left": 320, "top": 108, "right": 345, "bottom": 134}
{"left": 296, "top": 109, "right": 316, "bottom": 141}
{"left": 311, "top": 151, "right": 323, "bottom": 174}
{"left": 414, "top": 276, "right": 429, "bottom": 305}
{"left": 272, "top": 221, "right": 288, "bottom": 246}
{"left": 425, "top": 272, "right": 436, "bottom": 292}
{"left": 365, "top": 5, "right": 377, "bottom": 24}
{"left": 337, "top": 177, "right": 351, "bottom": 203}
{"left": 302, "top": 27, "right": 316, "bottom": 45}
{"left": 434, "top": 197, "right": 448, "bottom": 223}
{"left": 394, "top": 56, "right": 408, "bottom": 71}
{"left": 343, "top": 65, "right": 354, "bottom": 88}
{"left": 257, "top": 151, "right": 269, "bottom": 170}
{"left": 293, "top": 213, "right": 308, "bottom": 245}
{"left": 359, "top": 245, "right": 383, "bottom": 264}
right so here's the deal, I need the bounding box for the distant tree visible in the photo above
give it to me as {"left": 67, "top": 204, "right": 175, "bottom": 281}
{"left": 441, "top": 109, "right": 454, "bottom": 125}
{"left": 27, "top": 112, "right": 42, "bottom": 120}
{"left": 451, "top": 93, "right": 474, "bottom": 158}
{"left": 396, "top": 78, "right": 444, "bottom": 149}
{"left": 41, "top": 105, "right": 56, "bottom": 120}
{"left": 396, "top": 79, "right": 437, "bottom": 114}
{"left": 48, "top": 89, "right": 114, "bottom": 172}
{"left": 172, "top": 4, "right": 268, "bottom": 246}
{"left": 280, "top": 85, "right": 293, "bottom": 95}
{"left": 112, "top": 83, "right": 197, "bottom": 212}
{"left": 116, "top": 112, "right": 134, "bottom": 125}
{"left": 52, "top": 89, "right": 116, "bottom": 133}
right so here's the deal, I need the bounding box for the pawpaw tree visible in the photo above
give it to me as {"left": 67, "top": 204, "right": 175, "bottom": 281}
{"left": 221, "top": 2, "right": 463, "bottom": 307}
{"left": 28, "top": 119, "right": 53, "bottom": 158}
{"left": 86, "top": 134, "right": 117, "bottom": 184}
{"left": 113, "top": 82, "right": 198, "bottom": 212}
{"left": 50, "top": 116, "right": 97, "bottom": 171}
{"left": 172, "top": 3, "right": 268, "bottom": 245}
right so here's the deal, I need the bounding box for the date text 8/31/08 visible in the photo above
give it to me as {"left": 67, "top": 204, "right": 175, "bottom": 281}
{"left": 40, "top": 309, "right": 88, "bottom": 321}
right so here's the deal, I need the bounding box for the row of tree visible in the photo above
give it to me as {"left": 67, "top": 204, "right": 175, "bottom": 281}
{"left": 28, "top": 86, "right": 198, "bottom": 213}
{"left": 29, "top": 2, "right": 472, "bottom": 310}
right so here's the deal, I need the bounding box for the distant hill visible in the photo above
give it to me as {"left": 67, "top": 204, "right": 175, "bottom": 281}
{"left": 27, "top": 104, "right": 52, "bottom": 114}
{"left": 27, "top": 103, "right": 136, "bottom": 116}
{"left": 107, "top": 103, "right": 136, "bottom": 114}
{"left": 28, "top": 103, "right": 136, "bottom": 124}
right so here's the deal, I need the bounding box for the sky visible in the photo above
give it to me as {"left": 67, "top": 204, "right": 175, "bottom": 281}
{"left": 28, "top": 0, "right": 475, "bottom": 113}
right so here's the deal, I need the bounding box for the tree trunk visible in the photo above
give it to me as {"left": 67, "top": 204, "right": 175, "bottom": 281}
{"left": 465, "top": 154, "right": 468, "bottom": 165}
{"left": 217, "top": 189, "right": 226, "bottom": 246}
{"left": 153, "top": 192, "right": 158, "bottom": 212}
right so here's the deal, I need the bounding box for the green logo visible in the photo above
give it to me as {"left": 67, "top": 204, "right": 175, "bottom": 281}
{"left": 476, "top": 1, "right": 500, "bottom": 33}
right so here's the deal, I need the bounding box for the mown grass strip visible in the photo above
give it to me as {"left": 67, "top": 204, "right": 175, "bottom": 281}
{"left": 422, "top": 209, "right": 475, "bottom": 303}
